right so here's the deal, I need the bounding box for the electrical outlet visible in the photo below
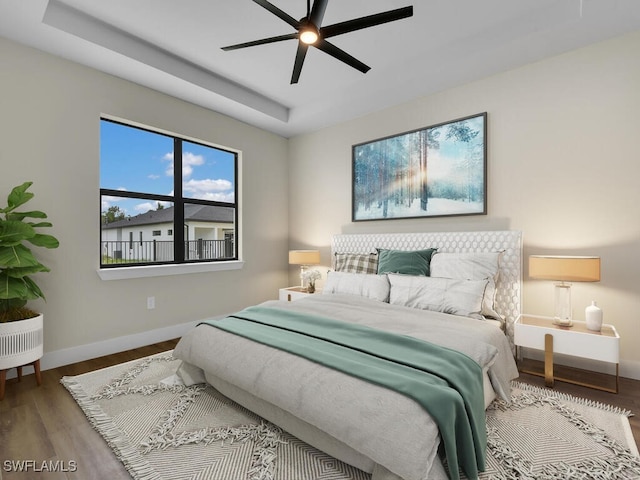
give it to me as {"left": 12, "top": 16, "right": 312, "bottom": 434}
{"left": 147, "top": 296, "right": 155, "bottom": 309}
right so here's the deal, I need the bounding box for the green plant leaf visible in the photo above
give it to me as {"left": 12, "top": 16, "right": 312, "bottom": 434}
{"left": 0, "top": 272, "right": 29, "bottom": 300}
{"left": 5, "top": 264, "right": 50, "bottom": 278}
{"left": 23, "top": 276, "right": 45, "bottom": 301}
{"left": 0, "top": 244, "right": 40, "bottom": 268}
{"left": 0, "top": 182, "right": 58, "bottom": 315}
{"left": 0, "top": 220, "right": 36, "bottom": 246}
{"left": 28, "top": 222, "right": 53, "bottom": 228}
{"left": 6, "top": 182, "right": 34, "bottom": 212}
{"left": 28, "top": 233, "right": 60, "bottom": 249}
{"left": 7, "top": 210, "right": 48, "bottom": 221}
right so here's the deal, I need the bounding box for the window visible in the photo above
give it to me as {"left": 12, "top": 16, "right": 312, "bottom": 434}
{"left": 100, "top": 118, "right": 238, "bottom": 268}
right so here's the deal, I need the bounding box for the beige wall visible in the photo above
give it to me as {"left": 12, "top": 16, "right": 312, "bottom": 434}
{"left": 0, "top": 38, "right": 289, "bottom": 359}
{"left": 3, "top": 29, "right": 639, "bottom": 378}
{"left": 288, "top": 31, "right": 640, "bottom": 378}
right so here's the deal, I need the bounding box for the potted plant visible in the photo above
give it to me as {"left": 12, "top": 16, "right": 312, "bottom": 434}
{"left": 0, "top": 182, "right": 59, "bottom": 399}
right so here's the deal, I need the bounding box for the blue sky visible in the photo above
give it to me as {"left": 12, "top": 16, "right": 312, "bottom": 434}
{"left": 100, "top": 120, "right": 235, "bottom": 217}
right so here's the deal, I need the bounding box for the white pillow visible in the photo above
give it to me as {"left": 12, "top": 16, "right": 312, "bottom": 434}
{"left": 388, "top": 273, "right": 487, "bottom": 320}
{"left": 429, "top": 252, "right": 502, "bottom": 319}
{"left": 322, "top": 271, "right": 390, "bottom": 302}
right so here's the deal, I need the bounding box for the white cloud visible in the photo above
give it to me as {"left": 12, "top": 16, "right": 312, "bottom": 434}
{"left": 183, "top": 178, "right": 234, "bottom": 202}
{"left": 197, "top": 191, "right": 236, "bottom": 203}
{"left": 163, "top": 152, "right": 174, "bottom": 177}
{"left": 148, "top": 174, "right": 160, "bottom": 180}
{"left": 163, "top": 151, "right": 205, "bottom": 179}
{"left": 184, "top": 178, "right": 232, "bottom": 193}
{"left": 135, "top": 202, "right": 156, "bottom": 213}
{"left": 134, "top": 201, "right": 172, "bottom": 213}
{"left": 101, "top": 195, "right": 125, "bottom": 210}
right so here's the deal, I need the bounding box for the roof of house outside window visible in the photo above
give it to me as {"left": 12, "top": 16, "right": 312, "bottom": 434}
{"left": 103, "top": 204, "right": 234, "bottom": 229}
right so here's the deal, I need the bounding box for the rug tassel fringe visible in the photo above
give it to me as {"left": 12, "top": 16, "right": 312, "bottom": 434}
{"left": 511, "top": 381, "right": 633, "bottom": 417}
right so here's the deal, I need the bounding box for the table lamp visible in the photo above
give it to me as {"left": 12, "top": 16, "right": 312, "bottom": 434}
{"left": 289, "top": 250, "right": 320, "bottom": 288}
{"left": 529, "top": 255, "right": 600, "bottom": 326}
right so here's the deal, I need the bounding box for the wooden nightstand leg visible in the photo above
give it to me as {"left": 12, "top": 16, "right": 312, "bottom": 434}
{"left": 0, "top": 369, "right": 6, "bottom": 401}
{"left": 544, "top": 333, "right": 554, "bottom": 388}
{"left": 34, "top": 359, "right": 42, "bottom": 386}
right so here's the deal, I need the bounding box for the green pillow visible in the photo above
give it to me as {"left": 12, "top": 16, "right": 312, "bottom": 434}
{"left": 376, "top": 248, "right": 437, "bottom": 276}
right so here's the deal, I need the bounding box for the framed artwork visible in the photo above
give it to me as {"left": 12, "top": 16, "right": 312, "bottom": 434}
{"left": 352, "top": 112, "right": 487, "bottom": 221}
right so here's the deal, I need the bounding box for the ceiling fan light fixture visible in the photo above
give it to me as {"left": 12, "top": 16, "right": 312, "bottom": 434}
{"left": 299, "top": 26, "right": 319, "bottom": 45}
{"left": 221, "top": 1, "right": 414, "bottom": 83}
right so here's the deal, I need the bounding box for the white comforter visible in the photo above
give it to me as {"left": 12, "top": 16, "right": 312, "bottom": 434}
{"left": 173, "top": 294, "right": 519, "bottom": 480}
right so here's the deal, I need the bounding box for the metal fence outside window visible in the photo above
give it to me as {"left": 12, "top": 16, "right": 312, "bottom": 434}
{"left": 102, "top": 239, "right": 234, "bottom": 264}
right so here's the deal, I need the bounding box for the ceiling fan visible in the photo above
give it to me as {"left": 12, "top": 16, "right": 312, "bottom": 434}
{"left": 222, "top": 0, "right": 414, "bottom": 84}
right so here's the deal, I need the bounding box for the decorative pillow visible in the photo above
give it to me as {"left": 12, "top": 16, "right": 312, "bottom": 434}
{"left": 322, "top": 271, "right": 390, "bottom": 302}
{"left": 376, "top": 248, "right": 437, "bottom": 276}
{"left": 388, "top": 273, "right": 487, "bottom": 320}
{"left": 429, "top": 251, "right": 503, "bottom": 319}
{"left": 334, "top": 252, "right": 378, "bottom": 274}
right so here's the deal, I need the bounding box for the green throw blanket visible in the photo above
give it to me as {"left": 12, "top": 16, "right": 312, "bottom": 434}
{"left": 201, "top": 305, "right": 486, "bottom": 480}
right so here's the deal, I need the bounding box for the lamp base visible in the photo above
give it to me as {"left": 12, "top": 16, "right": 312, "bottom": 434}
{"left": 553, "top": 282, "right": 572, "bottom": 326}
{"left": 552, "top": 317, "right": 573, "bottom": 327}
{"left": 299, "top": 265, "right": 306, "bottom": 288}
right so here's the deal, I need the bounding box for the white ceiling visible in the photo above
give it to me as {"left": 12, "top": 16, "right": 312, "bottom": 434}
{"left": 2, "top": 0, "right": 640, "bottom": 137}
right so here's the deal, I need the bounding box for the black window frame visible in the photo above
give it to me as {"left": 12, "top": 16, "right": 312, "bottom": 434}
{"left": 100, "top": 118, "right": 239, "bottom": 268}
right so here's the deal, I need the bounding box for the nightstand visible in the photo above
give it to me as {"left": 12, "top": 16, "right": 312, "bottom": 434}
{"left": 514, "top": 314, "right": 619, "bottom": 393}
{"left": 279, "top": 286, "right": 320, "bottom": 302}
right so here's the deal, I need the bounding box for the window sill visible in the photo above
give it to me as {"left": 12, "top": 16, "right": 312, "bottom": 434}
{"left": 97, "top": 260, "right": 244, "bottom": 280}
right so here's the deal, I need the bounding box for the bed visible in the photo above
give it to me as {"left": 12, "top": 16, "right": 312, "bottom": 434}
{"left": 173, "top": 230, "right": 521, "bottom": 480}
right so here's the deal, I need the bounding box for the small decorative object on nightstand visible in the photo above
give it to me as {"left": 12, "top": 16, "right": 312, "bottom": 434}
{"left": 515, "top": 314, "right": 619, "bottom": 393}
{"left": 301, "top": 269, "right": 321, "bottom": 293}
{"left": 529, "top": 255, "right": 600, "bottom": 327}
{"left": 585, "top": 301, "right": 603, "bottom": 331}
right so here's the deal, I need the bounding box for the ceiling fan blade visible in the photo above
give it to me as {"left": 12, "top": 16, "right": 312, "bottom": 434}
{"left": 290, "top": 42, "right": 309, "bottom": 84}
{"left": 309, "top": 0, "right": 329, "bottom": 27}
{"left": 221, "top": 33, "right": 297, "bottom": 51}
{"left": 253, "top": 0, "right": 300, "bottom": 29}
{"left": 321, "top": 6, "right": 413, "bottom": 39}
{"left": 315, "top": 39, "right": 370, "bottom": 74}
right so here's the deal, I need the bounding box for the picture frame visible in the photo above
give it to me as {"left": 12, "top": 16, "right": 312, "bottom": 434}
{"left": 352, "top": 112, "right": 487, "bottom": 221}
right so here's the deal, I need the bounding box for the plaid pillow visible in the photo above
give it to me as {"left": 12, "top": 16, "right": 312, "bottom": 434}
{"left": 334, "top": 252, "right": 378, "bottom": 274}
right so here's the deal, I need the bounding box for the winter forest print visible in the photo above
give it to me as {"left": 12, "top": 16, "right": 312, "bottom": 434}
{"left": 352, "top": 113, "right": 486, "bottom": 221}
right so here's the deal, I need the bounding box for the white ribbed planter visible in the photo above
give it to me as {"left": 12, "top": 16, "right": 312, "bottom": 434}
{"left": 0, "top": 314, "right": 43, "bottom": 370}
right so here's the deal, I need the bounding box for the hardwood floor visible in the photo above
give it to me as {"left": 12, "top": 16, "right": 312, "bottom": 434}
{"left": 0, "top": 339, "right": 179, "bottom": 480}
{"left": 1, "top": 341, "right": 638, "bottom": 480}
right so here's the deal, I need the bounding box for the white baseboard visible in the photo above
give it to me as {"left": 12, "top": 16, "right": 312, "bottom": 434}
{"left": 621, "top": 359, "right": 640, "bottom": 381}
{"left": 4, "top": 318, "right": 216, "bottom": 380}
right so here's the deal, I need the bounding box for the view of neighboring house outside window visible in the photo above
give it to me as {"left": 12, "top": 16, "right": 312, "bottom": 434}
{"left": 100, "top": 118, "right": 238, "bottom": 267}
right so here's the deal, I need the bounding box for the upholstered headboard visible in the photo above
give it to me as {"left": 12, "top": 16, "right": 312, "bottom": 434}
{"left": 331, "top": 230, "right": 522, "bottom": 348}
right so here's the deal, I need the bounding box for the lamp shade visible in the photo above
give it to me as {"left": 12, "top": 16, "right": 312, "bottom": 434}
{"left": 288, "top": 250, "right": 320, "bottom": 265}
{"left": 529, "top": 255, "right": 600, "bottom": 282}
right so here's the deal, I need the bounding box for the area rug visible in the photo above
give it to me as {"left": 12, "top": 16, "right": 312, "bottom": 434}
{"left": 61, "top": 351, "right": 640, "bottom": 480}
